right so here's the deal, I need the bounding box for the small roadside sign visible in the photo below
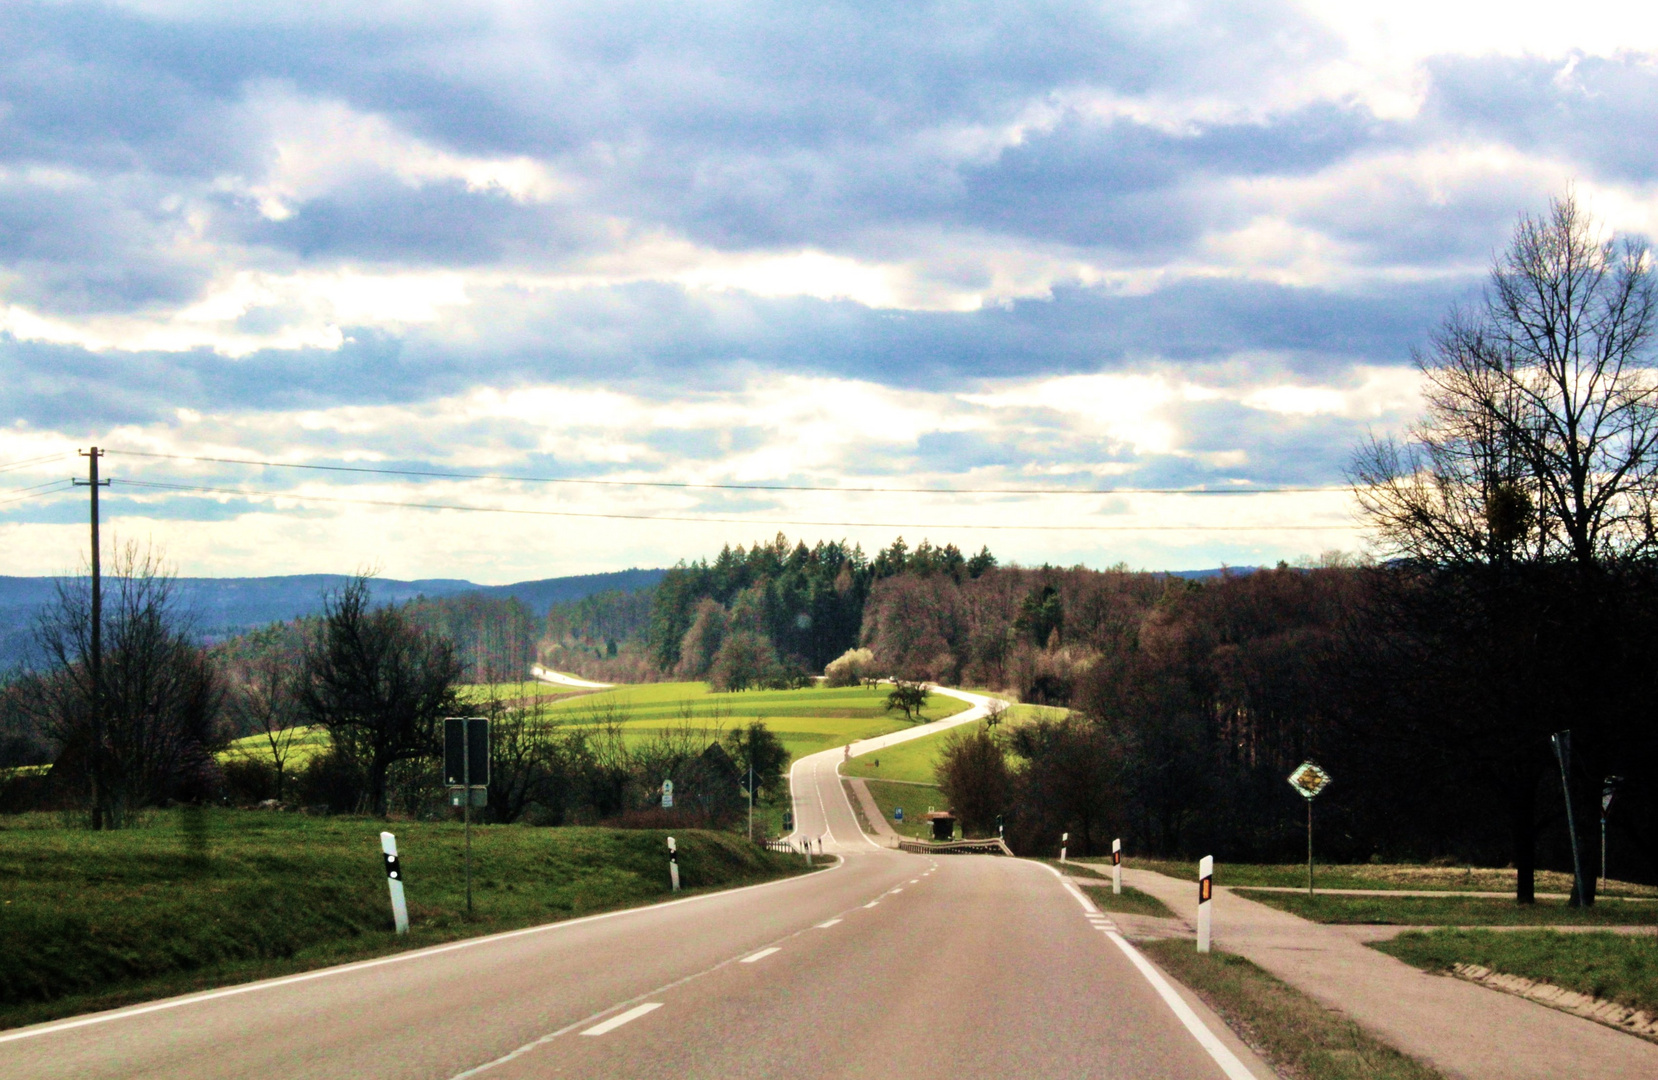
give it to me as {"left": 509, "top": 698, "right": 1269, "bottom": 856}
{"left": 1287, "top": 761, "right": 1332, "bottom": 800}
{"left": 894, "top": 807, "right": 904, "bottom": 822}
{"left": 662, "top": 778, "right": 674, "bottom": 809}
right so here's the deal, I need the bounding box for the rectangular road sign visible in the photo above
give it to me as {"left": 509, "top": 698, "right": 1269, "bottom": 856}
{"left": 444, "top": 717, "right": 490, "bottom": 788}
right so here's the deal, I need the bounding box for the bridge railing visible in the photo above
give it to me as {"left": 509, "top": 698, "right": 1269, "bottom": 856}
{"left": 896, "top": 837, "right": 1013, "bottom": 856}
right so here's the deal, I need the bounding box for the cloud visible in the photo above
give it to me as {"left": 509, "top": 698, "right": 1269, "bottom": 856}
{"left": 1, "top": 2, "right": 1654, "bottom": 575}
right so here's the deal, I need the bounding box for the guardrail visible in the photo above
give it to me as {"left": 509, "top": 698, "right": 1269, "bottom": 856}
{"left": 757, "top": 838, "right": 794, "bottom": 853}
{"left": 897, "top": 837, "right": 1013, "bottom": 856}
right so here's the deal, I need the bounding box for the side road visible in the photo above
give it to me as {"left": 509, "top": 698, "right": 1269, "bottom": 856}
{"left": 1125, "top": 867, "right": 1658, "bottom": 1080}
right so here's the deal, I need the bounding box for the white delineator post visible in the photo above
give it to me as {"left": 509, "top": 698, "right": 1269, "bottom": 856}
{"left": 1197, "top": 855, "right": 1213, "bottom": 953}
{"left": 667, "top": 836, "right": 680, "bottom": 892}
{"left": 1112, "top": 838, "right": 1122, "bottom": 895}
{"left": 1060, "top": 831, "right": 1068, "bottom": 864}
{"left": 381, "top": 831, "right": 409, "bottom": 935}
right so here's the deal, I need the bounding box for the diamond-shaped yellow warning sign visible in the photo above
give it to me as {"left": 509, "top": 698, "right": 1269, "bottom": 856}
{"left": 1288, "top": 761, "right": 1332, "bottom": 800}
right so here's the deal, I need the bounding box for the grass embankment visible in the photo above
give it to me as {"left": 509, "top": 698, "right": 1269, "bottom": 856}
{"left": 857, "top": 779, "right": 948, "bottom": 841}
{"left": 1375, "top": 929, "right": 1658, "bottom": 1017}
{"left": 1143, "top": 941, "right": 1445, "bottom": 1080}
{"left": 0, "top": 808, "right": 809, "bottom": 1030}
{"left": 1241, "top": 890, "right": 1658, "bottom": 926}
{"left": 1083, "top": 883, "right": 1176, "bottom": 918}
{"left": 1125, "top": 858, "right": 1657, "bottom": 898}
{"left": 840, "top": 704, "right": 1064, "bottom": 785}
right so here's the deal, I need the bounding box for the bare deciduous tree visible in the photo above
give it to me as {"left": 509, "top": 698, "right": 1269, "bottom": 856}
{"left": 296, "top": 575, "right": 463, "bottom": 817}
{"left": 228, "top": 642, "right": 305, "bottom": 803}
{"left": 1354, "top": 192, "right": 1658, "bottom": 567}
{"left": 29, "top": 542, "right": 227, "bottom": 826}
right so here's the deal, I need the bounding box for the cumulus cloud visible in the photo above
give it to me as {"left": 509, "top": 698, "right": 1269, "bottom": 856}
{"left": 1, "top": 1, "right": 1655, "bottom": 574}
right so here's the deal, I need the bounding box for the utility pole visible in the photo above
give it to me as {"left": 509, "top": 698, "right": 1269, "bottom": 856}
{"left": 73, "top": 447, "right": 108, "bottom": 830}
{"left": 1551, "top": 730, "right": 1588, "bottom": 907}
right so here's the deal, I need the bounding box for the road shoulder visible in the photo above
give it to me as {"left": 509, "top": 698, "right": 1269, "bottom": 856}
{"left": 1125, "top": 867, "right": 1658, "bottom": 1080}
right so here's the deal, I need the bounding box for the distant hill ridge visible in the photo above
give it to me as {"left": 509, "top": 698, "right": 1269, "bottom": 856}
{"left": 0, "top": 568, "right": 667, "bottom": 668}
{"left": 0, "top": 564, "right": 1257, "bottom": 670}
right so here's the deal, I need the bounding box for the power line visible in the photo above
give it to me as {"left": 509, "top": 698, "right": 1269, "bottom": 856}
{"left": 0, "top": 479, "right": 73, "bottom": 506}
{"left": 110, "top": 478, "right": 1357, "bottom": 532}
{"left": 107, "top": 449, "right": 1346, "bottom": 497}
{"left": 0, "top": 452, "right": 69, "bottom": 475}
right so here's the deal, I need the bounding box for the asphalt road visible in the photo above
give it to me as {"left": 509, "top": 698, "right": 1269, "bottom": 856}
{"left": 5, "top": 690, "right": 1257, "bottom": 1080}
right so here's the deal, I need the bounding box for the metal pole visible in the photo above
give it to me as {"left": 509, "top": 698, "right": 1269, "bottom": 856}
{"left": 1551, "top": 731, "right": 1587, "bottom": 907}
{"left": 463, "top": 718, "right": 473, "bottom": 917}
{"left": 748, "top": 761, "right": 754, "bottom": 842}
{"left": 1308, "top": 800, "right": 1314, "bottom": 896}
{"left": 1601, "top": 810, "right": 1607, "bottom": 894}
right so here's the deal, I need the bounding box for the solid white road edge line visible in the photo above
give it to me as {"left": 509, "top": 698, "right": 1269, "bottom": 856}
{"left": 580, "top": 1003, "right": 662, "bottom": 1036}
{"left": 740, "top": 948, "right": 781, "bottom": 963}
{"left": 1104, "top": 932, "right": 1255, "bottom": 1080}
{"left": 0, "top": 857, "right": 845, "bottom": 1046}
{"left": 1034, "top": 861, "right": 1251, "bottom": 1080}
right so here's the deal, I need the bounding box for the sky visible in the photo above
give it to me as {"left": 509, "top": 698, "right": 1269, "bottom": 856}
{"left": 4, "top": 0, "right": 1658, "bottom": 582}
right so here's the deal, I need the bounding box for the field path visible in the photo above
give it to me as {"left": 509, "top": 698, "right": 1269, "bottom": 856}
{"left": 529, "top": 664, "right": 615, "bottom": 689}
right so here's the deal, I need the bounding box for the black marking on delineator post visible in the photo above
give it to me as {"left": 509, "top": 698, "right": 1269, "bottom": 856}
{"left": 381, "top": 831, "right": 409, "bottom": 934}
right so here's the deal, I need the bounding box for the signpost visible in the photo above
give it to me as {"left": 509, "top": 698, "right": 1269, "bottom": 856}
{"left": 1112, "top": 838, "right": 1122, "bottom": 895}
{"left": 444, "top": 717, "right": 490, "bottom": 917}
{"left": 1602, "top": 776, "right": 1622, "bottom": 892}
{"left": 1287, "top": 761, "right": 1332, "bottom": 896}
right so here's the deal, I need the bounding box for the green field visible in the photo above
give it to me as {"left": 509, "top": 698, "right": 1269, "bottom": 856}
{"left": 841, "top": 703, "right": 1064, "bottom": 784}
{"left": 534, "top": 681, "right": 968, "bottom": 760}
{"left": 222, "top": 725, "right": 331, "bottom": 769}
{"left": 0, "top": 809, "right": 809, "bottom": 1030}
{"left": 1118, "top": 858, "right": 1658, "bottom": 898}
{"left": 223, "top": 681, "right": 968, "bottom": 774}
{"left": 1240, "top": 890, "right": 1658, "bottom": 926}
{"left": 857, "top": 778, "right": 949, "bottom": 840}
{"left": 1375, "top": 928, "right": 1658, "bottom": 1016}
{"left": 457, "top": 680, "right": 595, "bottom": 704}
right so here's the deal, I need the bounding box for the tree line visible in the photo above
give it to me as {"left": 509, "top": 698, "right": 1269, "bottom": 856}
{"left": 927, "top": 193, "right": 1658, "bottom": 898}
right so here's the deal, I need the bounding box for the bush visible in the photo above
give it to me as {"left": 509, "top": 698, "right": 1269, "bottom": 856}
{"left": 219, "top": 758, "right": 277, "bottom": 806}
{"left": 935, "top": 727, "right": 1012, "bottom": 836}
{"left": 823, "top": 647, "right": 877, "bottom": 686}
{"left": 293, "top": 751, "right": 365, "bottom": 814}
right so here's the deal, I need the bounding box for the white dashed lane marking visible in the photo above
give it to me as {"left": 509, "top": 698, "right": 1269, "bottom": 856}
{"left": 815, "top": 919, "right": 842, "bottom": 928}
{"left": 581, "top": 1003, "right": 661, "bottom": 1036}
{"left": 864, "top": 901, "right": 879, "bottom": 908}
{"left": 740, "top": 948, "right": 780, "bottom": 964}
